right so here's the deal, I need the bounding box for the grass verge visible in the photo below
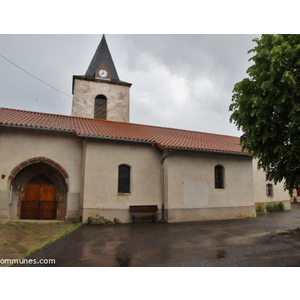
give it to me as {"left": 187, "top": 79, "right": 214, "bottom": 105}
{"left": 0, "top": 221, "right": 81, "bottom": 266}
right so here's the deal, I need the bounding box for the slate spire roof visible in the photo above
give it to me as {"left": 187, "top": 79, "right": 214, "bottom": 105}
{"left": 85, "top": 34, "right": 120, "bottom": 81}
{"left": 0, "top": 108, "right": 245, "bottom": 155}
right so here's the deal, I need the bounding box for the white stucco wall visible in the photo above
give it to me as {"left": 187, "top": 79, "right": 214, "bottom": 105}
{"left": 1, "top": 127, "right": 276, "bottom": 224}
{"left": 72, "top": 78, "right": 130, "bottom": 123}
{"left": 252, "top": 158, "right": 291, "bottom": 210}
{"left": 164, "top": 151, "right": 256, "bottom": 222}
{"left": 0, "top": 128, "right": 83, "bottom": 221}
{"left": 81, "top": 139, "right": 162, "bottom": 223}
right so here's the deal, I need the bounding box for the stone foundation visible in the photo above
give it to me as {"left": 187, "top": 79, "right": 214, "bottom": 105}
{"left": 166, "top": 205, "right": 256, "bottom": 223}
{"left": 255, "top": 199, "right": 291, "bottom": 212}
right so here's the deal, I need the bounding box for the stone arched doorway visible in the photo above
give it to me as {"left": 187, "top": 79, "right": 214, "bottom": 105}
{"left": 8, "top": 157, "right": 69, "bottom": 220}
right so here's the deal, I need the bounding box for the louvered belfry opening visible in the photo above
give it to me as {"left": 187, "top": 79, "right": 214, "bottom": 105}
{"left": 94, "top": 94, "right": 107, "bottom": 119}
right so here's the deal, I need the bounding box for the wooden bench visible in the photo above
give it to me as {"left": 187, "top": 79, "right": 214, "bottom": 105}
{"left": 129, "top": 205, "right": 160, "bottom": 223}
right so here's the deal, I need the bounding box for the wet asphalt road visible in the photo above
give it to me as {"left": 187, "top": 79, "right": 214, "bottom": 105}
{"left": 15, "top": 205, "right": 300, "bottom": 267}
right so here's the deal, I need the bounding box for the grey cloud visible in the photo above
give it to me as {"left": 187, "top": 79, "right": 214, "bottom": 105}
{"left": 0, "top": 34, "right": 260, "bottom": 137}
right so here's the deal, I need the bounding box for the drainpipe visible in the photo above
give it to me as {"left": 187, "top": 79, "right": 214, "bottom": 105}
{"left": 152, "top": 144, "right": 171, "bottom": 223}
{"left": 160, "top": 149, "right": 171, "bottom": 223}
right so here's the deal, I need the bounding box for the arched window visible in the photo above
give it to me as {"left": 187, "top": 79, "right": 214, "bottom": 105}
{"left": 94, "top": 94, "right": 107, "bottom": 119}
{"left": 118, "top": 164, "right": 130, "bottom": 193}
{"left": 215, "top": 165, "right": 224, "bottom": 189}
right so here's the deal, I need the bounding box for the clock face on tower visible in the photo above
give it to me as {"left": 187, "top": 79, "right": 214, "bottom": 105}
{"left": 99, "top": 69, "right": 108, "bottom": 78}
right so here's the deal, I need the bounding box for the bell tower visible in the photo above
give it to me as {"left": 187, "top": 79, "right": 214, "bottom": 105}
{"left": 71, "top": 35, "right": 131, "bottom": 122}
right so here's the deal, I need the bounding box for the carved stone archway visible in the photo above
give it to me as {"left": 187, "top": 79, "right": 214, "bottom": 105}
{"left": 8, "top": 157, "right": 69, "bottom": 220}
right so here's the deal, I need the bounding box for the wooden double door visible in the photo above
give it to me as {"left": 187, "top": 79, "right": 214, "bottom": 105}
{"left": 21, "top": 175, "right": 56, "bottom": 220}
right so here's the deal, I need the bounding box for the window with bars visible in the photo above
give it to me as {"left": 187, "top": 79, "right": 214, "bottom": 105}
{"left": 266, "top": 184, "right": 273, "bottom": 197}
{"left": 118, "top": 165, "right": 130, "bottom": 193}
{"left": 215, "top": 165, "right": 224, "bottom": 189}
{"left": 94, "top": 94, "right": 107, "bottom": 119}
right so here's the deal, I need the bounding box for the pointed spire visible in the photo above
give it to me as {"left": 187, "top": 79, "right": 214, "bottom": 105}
{"left": 85, "top": 34, "right": 120, "bottom": 81}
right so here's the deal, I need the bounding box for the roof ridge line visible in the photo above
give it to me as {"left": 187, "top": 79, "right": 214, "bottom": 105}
{"left": 0, "top": 107, "right": 240, "bottom": 139}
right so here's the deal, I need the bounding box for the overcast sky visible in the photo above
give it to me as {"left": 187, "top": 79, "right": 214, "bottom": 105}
{"left": 0, "top": 34, "right": 260, "bottom": 137}
{"left": 1, "top": 0, "right": 296, "bottom": 291}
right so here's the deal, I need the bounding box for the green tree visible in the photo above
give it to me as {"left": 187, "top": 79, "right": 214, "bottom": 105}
{"left": 229, "top": 34, "right": 300, "bottom": 195}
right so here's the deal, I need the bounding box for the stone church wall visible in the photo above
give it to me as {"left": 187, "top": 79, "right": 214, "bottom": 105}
{"left": 72, "top": 77, "right": 130, "bottom": 123}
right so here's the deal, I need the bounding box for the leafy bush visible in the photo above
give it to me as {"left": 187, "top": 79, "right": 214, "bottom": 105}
{"left": 256, "top": 205, "right": 265, "bottom": 214}
{"left": 278, "top": 202, "right": 285, "bottom": 211}
{"left": 105, "top": 218, "right": 122, "bottom": 224}
{"left": 266, "top": 202, "right": 285, "bottom": 212}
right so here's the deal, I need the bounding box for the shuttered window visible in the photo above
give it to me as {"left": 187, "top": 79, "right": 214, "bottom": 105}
{"left": 118, "top": 165, "right": 130, "bottom": 193}
{"left": 215, "top": 165, "right": 224, "bottom": 189}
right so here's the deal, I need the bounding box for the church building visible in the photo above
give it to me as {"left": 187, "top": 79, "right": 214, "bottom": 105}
{"left": 0, "top": 35, "right": 290, "bottom": 223}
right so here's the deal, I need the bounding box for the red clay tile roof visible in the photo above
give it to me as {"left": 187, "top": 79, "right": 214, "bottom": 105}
{"left": 0, "top": 108, "right": 245, "bottom": 155}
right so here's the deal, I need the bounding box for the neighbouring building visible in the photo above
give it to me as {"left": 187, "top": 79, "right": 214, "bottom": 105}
{"left": 253, "top": 158, "right": 291, "bottom": 211}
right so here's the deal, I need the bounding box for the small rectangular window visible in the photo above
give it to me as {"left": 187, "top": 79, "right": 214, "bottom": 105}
{"left": 266, "top": 184, "right": 273, "bottom": 197}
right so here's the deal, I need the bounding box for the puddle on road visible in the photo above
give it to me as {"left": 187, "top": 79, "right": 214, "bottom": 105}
{"left": 116, "top": 252, "right": 131, "bottom": 267}
{"left": 226, "top": 232, "right": 270, "bottom": 246}
{"left": 216, "top": 249, "right": 227, "bottom": 259}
